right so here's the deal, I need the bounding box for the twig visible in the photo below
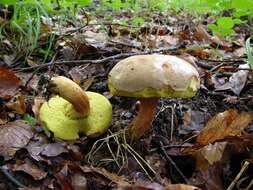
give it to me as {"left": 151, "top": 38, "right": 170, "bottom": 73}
{"left": 0, "top": 166, "right": 26, "bottom": 188}
{"left": 24, "top": 54, "right": 57, "bottom": 88}
{"left": 201, "top": 58, "right": 246, "bottom": 63}
{"left": 157, "top": 141, "right": 189, "bottom": 184}
{"left": 15, "top": 46, "right": 180, "bottom": 72}
{"left": 226, "top": 161, "right": 250, "bottom": 190}
{"left": 245, "top": 178, "right": 253, "bottom": 190}
{"left": 210, "top": 62, "right": 225, "bottom": 72}
{"left": 149, "top": 144, "right": 192, "bottom": 152}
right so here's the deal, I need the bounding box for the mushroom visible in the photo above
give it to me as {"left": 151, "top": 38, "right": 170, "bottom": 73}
{"left": 39, "top": 76, "right": 112, "bottom": 140}
{"left": 108, "top": 54, "right": 200, "bottom": 140}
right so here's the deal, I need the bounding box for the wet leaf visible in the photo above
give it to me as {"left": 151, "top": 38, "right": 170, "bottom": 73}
{"left": 0, "top": 120, "right": 34, "bottom": 159}
{"left": 196, "top": 109, "right": 253, "bottom": 145}
{"left": 13, "top": 160, "right": 47, "bottom": 180}
{"left": 0, "top": 67, "right": 21, "bottom": 100}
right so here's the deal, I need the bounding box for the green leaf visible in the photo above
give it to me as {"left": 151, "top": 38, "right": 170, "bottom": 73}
{"left": 217, "top": 17, "right": 234, "bottom": 29}
{"left": 245, "top": 38, "right": 253, "bottom": 70}
{"left": 232, "top": 0, "right": 253, "bottom": 11}
{"left": 71, "top": 0, "right": 92, "bottom": 6}
{"left": 208, "top": 23, "right": 219, "bottom": 32}
{"left": 132, "top": 16, "right": 144, "bottom": 27}
{"left": 23, "top": 114, "right": 37, "bottom": 127}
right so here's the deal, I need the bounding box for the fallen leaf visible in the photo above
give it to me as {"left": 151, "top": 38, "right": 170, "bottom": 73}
{"left": 0, "top": 67, "right": 21, "bottom": 100}
{"left": 194, "top": 25, "right": 232, "bottom": 48}
{"left": 80, "top": 165, "right": 130, "bottom": 186}
{"left": 215, "top": 64, "right": 250, "bottom": 95}
{"left": 6, "top": 94, "right": 26, "bottom": 114}
{"left": 194, "top": 142, "right": 227, "bottom": 170}
{"left": 179, "top": 110, "right": 206, "bottom": 135}
{"left": 71, "top": 173, "right": 87, "bottom": 190}
{"left": 83, "top": 30, "right": 108, "bottom": 49}
{"left": 118, "top": 182, "right": 164, "bottom": 190}
{"left": 194, "top": 163, "right": 224, "bottom": 190}
{"left": 32, "top": 97, "right": 45, "bottom": 119}
{"left": 165, "top": 184, "right": 202, "bottom": 190}
{"left": 196, "top": 109, "right": 253, "bottom": 145}
{"left": 0, "top": 120, "right": 34, "bottom": 159}
{"left": 13, "top": 160, "right": 47, "bottom": 180}
{"left": 41, "top": 142, "right": 68, "bottom": 157}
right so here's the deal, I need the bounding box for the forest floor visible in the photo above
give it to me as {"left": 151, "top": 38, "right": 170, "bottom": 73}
{"left": 0, "top": 8, "right": 253, "bottom": 190}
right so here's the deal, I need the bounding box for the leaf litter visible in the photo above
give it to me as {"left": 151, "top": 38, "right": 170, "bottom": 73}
{"left": 0, "top": 4, "right": 253, "bottom": 190}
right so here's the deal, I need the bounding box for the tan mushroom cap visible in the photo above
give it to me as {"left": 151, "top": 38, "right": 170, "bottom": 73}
{"left": 108, "top": 54, "right": 200, "bottom": 98}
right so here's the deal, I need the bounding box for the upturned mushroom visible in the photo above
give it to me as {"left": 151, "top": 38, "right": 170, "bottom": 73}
{"left": 108, "top": 54, "right": 200, "bottom": 140}
{"left": 39, "top": 76, "right": 112, "bottom": 140}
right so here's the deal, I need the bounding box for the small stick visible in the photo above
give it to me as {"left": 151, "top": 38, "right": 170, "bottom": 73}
{"left": 226, "top": 161, "right": 250, "bottom": 190}
{"left": 245, "top": 178, "right": 253, "bottom": 190}
{"left": 0, "top": 166, "right": 26, "bottom": 188}
{"left": 15, "top": 46, "right": 181, "bottom": 72}
{"left": 157, "top": 141, "right": 189, "bottom": 184}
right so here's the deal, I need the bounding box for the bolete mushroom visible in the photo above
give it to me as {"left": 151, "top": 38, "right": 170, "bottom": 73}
{"left": 39, "top": 76, "right": 112, "bottom": 140}
{"left": 108, "top": 54, "right": 200, "bottom": 140}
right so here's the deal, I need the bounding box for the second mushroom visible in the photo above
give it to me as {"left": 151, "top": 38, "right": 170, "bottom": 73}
{"left": 108, "top": 54, "right": 200, "bottom": 140}
{"left": 39, "top": 76, "right": 112, "bottom": 140}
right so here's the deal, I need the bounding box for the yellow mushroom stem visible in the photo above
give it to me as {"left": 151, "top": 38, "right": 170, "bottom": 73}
{"left": 129, "top": 98, "right": 159, "bottom": 139}
{"left": 49, "top": 76, "right": 90, "bottom": 119}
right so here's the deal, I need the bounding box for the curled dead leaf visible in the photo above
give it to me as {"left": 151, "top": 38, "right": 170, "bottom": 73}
{"left": 196, "top": 109, "right": 253, "bottom": 145}
{"left": 6, "top": 94, "right": 26, "bottom": 114}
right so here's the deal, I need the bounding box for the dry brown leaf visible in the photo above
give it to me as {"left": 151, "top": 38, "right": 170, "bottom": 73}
{"left": 166, "top": 184, "right": 201, "bottom": 190}
{"left": 13, "top": 160, "right": 47, "bottom": 180}
{"left": 32, "top": 97, "right": 46, "bottom": 119}
{"left": 194, "top": 142, "right": 227, "bottom": 170}
{"left": 0, "top": 120, "right": 34, "bottom": 159}
{"left": 71, "top": 173, "right": 87, "bottom": 190}
{"left": 6, "top": 94, "right": 26, "bottom": 114}
{"left": 0, "top": 67, "right": 21, "bottom": 100}
{"left": 196, "top": 109, "right": 253, "bottom": 145}
{"left": 80, "top": 165, "right": 130, "bottom": 186}
{"left": 194, "top": 25, "right": 231, "bottom": 48}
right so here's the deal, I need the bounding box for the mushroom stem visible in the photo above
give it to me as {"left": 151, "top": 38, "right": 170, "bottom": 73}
{"left": 49, "top": 76, "right": 90, "bottom": 119}
{"left": 129, "top": 98, "right": 158, "bottom": 139}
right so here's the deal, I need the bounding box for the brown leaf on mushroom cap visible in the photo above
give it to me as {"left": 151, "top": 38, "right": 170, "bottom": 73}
{"left": 0, "top": 67, "right": 21, "bottom": 100}
{"left": 196, "top": 109, "right": 253, "bottom": 145}
{"left": 0, "top": 120, "right": 34, "bottom": 159}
